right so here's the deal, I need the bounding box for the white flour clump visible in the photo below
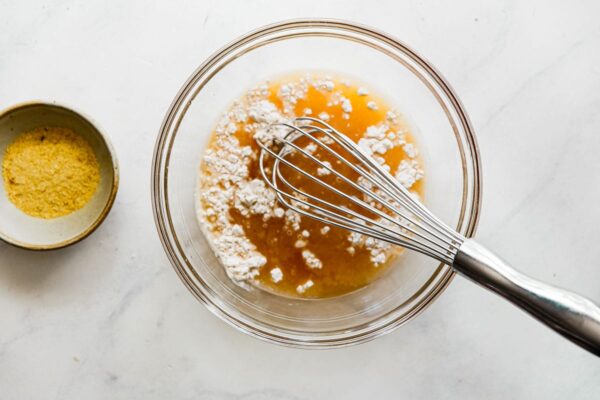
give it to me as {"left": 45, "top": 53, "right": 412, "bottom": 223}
{"left": 318, "top": 111, "right": 330, "bottom": 121}
{"left": 314, "top": 77, "right": 335, "bottom": 92}
{"left": 278, "top": 79, "right": 309, "bottom": 114}
{"left": 248, "top": 99, "right": 282, "bottom": 124}
{"left": 234, "top": 179, "right": 276, "bottom": 219}
{"left": 213, "top": 224, "right": 266, "bottom": 287}
{"left": 357, "top": 124, "right": 406, "bottom": 157}
{"left": 395, "top": 159, "right": 424, "bottom": 189}
{"left": 317, "top": 161, "right": 332, "bottom": 176}
{"left": 270, "top": 267, "right": 283, "bottom": 283}
{"left": 273, "top": 207, "right": 285, "bottom": 218}
{"left": 203, "top": 144, "right": 252, "bottom": 189}
{"left": 296, "top": 279, "right": 314, "bottom": 294}
{"left": 402, "top": 143, "right": 418, "bottom": 158}
{"left": 305, "top": 142, "right": 318, "bottom": 154}
{"left": 347, "top": 230, "right": 393, "bottom": 266}
{"left": 341, "top": 97, "right": 353, "bottom": 113}
{"left": 198, "top": 83, "right": 294, "bottom": 289}
{"left": 294, "top": 239, "right": 307, "bottom": 248}
{"left": 249, "top": 100, "right": 289, "bottom": 146}
{"left": 302, "top": 250, "right": 323, "bottom": 269}
{"left": 284, "top": 209, "right": 302, "bottom": 231}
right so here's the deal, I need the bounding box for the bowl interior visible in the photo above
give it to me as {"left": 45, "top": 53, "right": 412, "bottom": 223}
{"left": 154, "top": 21, "right": 480, "bottom": 346}
{"left": 0, "top": 103, "right": 118, "bottom": 249}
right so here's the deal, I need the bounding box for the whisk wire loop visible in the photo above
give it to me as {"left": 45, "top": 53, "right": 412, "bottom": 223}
{"left": 258, "top": 117, "right": 464, "bottom": 264}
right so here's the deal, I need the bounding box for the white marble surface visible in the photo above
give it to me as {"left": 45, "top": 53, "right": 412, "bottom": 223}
{"left": 1, "top": 1, "right": 600, "bottom": 398}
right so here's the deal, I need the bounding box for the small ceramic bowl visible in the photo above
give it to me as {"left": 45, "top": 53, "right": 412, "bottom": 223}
{"left": 0, "top": 102, "right": 119, "bottom": 250}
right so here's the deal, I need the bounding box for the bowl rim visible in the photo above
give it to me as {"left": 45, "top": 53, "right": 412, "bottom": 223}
{"left": 152, "top": 18, "right": 482, "bottom": 348}
{"left": 0, "top": 100, "right": 120, "bottom": 251}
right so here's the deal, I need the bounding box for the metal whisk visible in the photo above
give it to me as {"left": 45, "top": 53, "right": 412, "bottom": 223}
{"left": 258, "top": 117, "right": 600, "bottom": 356}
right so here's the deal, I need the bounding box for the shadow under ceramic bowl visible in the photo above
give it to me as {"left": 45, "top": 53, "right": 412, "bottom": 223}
{"left": 152, "top": 19, "right": 481, "bottom": 348}
{"left": 0, "top": 102, "right": 119, "bottom": 250}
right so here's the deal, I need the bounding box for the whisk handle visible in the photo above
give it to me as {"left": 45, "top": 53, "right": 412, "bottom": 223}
{"left": 454, "top": 239, "right": 600, "bottom": 357}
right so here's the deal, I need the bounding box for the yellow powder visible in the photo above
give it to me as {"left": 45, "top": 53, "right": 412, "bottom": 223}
{"left": 2, "top": 127, "right": 100, "bottom": 219}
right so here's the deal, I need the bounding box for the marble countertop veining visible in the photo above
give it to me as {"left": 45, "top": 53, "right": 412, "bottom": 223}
{"left": 1, "top": 1, "right": 600, "bottom": 399}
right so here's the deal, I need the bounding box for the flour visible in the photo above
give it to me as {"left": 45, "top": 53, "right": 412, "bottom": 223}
{"left": 367, "top": 100, "right": 378, "bottom": 110}
{"left": 318, "top": 111, "right": 330, "bottom": 121}
{"left": 234, "top": 179, "right": 276, "bottom": 219}
{"left": 213, "top": 224, "right": 266, "bottom": 287}
{"left": 358, "top": 124, "right": 406, "bottom": 157}
{"left": 402, "top": 143, "right": 418, "bottom": 158}
{"left": 314, "top": 77, "right": 335, "bottom": 92}
{"left": 198, "top": 85, "right": 295, "bottom": 289}
{"left": 395, "top": 159, "right": 424, "bottom": 189}
{"left": 278, "top": 79, "right": 309, "bottom": 114}
{"left": 302, "top": 250, "right": 323, "bottom": 269}
{"left": 198, "top": 74, "right": 424, "bottom": 293}
{"left": 296, "top": 279, "right": 314, "bottom": 294}
{"left": 284, "top": 209, "right": 302, "bottom": 231}
{"left": 273, "top": 207, "right": 285, "bottom": 218}
{"left": 305, "top": 142, "right": 318, "bottom": 154}
{"left": 386, "top": 110, "right": 399, "bottom": 125}
{"left": 316, "top": 161, "right": 332, "bottom": 176}
{"left": 295, "top": 239, "right": 307, "bottom": 248}
{"left": 249, "top": 100, "right": 289, "bottom": 146}
{"left": 270, "top": 267, "right": 283, "bottom": 283}
{"left": 347, "top": 228, "right": 394, "bottom": 266}
{"left": 341, "top": 97, "right": 353, "bottom": 113}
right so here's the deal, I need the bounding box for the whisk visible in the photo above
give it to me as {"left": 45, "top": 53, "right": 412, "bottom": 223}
{"left": 258, "top": 117, "right": 600, "bottom": 356}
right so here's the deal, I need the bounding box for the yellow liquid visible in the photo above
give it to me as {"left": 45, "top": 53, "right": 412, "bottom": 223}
{"left": 201, "top": 74, "right": 424, "bottom": 298}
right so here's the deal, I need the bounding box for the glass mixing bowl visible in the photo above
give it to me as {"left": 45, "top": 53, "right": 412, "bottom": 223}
{"left": 152, "top": 19, "right": 481, "bottom": 348}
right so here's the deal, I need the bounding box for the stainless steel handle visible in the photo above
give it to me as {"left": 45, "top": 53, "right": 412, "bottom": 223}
{"left": 453, "top": 239, "right": 600, "bottom": 356}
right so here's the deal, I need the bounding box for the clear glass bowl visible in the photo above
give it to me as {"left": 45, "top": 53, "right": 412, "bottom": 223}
{"left": 152, "top": 19, "right": 481, "bottom": 348}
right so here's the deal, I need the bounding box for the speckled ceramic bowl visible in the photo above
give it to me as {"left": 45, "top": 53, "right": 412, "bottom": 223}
{"left": 0, "top": 102, "right": 119, "bottom": 250}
